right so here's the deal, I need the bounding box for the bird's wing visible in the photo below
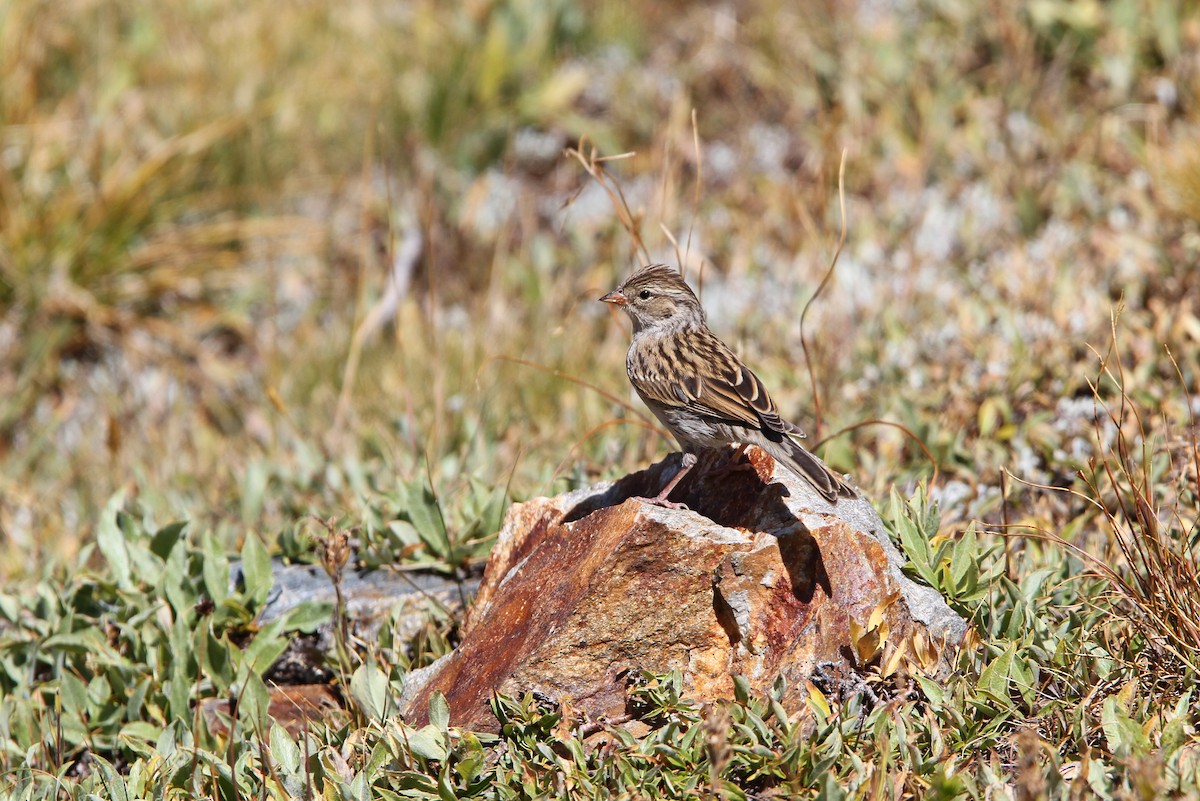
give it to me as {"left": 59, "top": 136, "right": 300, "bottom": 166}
{"left": 633, "top": 328, "right": 806, "bottom": 438}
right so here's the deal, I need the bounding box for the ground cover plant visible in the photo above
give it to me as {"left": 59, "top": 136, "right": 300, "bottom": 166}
{"left": 2, "top": 0, "right": 1199, "bottom": 797}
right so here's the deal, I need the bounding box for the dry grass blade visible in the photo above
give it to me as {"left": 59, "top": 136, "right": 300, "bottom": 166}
{"left": 478, "top": 355, "right": 652, "bottom": 422}
{"left": 563, "top": 137, "right": 649, "bottom": 263}
{"left": 798, "top": 148, "right": 849, "bottom": 438}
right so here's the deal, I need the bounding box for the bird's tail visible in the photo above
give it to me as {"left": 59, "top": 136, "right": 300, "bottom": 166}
{"left": 770, "top": 438, "right": 857, "bottom": 503}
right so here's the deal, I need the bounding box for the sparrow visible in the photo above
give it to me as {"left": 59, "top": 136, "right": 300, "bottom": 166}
{"left": 600, "top": 263, "right": 856, "bottom": 507}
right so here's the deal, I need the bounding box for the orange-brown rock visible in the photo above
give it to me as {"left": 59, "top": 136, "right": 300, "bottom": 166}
{"left": 201, "top": 684, "right": 346, "bottom": 737}
{"left": 400, "top": 446, "right": 966, "bottom": 731}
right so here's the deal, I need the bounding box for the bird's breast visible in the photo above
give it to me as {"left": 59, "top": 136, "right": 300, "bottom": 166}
{"left": 627, "top": 330, "right": 690, "bottom": 377}
{"left": 625, "top": 336, "right": 657, "bottom": 382}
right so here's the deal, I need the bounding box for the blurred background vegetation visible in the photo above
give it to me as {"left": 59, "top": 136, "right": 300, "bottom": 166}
{"left": 5, "top": 0, "right": 1195, "bottom": 576}
{"left": 1, "top": 0, "right": 1200, "bottom": 792}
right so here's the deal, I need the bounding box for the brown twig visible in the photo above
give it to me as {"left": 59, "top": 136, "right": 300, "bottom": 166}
{"left": 563, "top": 138, "right": 648, "bottom": 263}
{"left": 478, "top": 355, "right": 652, "bottom": 421}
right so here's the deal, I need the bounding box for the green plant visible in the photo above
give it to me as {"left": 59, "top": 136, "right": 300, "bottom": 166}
{"left": 0, "top": 491, "right": 329, "bottom": 788}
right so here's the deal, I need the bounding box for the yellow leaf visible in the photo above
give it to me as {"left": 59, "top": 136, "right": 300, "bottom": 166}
{"left": 882, "top": 639, "right": 909, "bottom": 678}
{"left": 804, "top": 681, "right": 831, "bottom": 718}
{"left": 1115, "top": 679, "right": 1138, "bottom": 712}
{"left": 866, "top": 591, "right": 898, "bottom": 632}
{"left": 477, "top": 22, "right": 510, "bottom": 105}
{"left": 854, "top": 628, "right": 881, "bottom": 665}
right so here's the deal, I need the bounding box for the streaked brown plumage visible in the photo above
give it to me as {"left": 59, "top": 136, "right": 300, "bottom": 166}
{"left": 600, "top": 263, "right": 856, "bottom": 507}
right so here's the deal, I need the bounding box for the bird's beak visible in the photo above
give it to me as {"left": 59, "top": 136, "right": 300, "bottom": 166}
{"left": 599, "top": 289, "right": 627, "bottom": 306}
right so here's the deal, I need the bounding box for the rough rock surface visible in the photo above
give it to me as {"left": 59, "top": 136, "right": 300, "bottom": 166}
{"left": 400, "top": 446, "right": 966, "bottom": 731}
{"left": 219, "top": 562, "right": 476, "bottom": 733}
{"left": 232, "top": 559, "right": 477, "bottom": 685}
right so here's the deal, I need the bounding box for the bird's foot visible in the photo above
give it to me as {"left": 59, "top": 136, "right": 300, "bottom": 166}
{"left": 624, "top": 452, "right": 697, "bottom": 510}
{"left": 628, "top": 494, "right": 690, "bottom": 510}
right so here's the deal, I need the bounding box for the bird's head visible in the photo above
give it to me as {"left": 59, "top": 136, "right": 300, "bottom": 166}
{"left": 599, "top": 264, "right": 705, "bottom": 334}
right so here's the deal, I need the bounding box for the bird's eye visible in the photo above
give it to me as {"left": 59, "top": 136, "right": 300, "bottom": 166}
{"left": 638, "top": 289, "right": 652, "bottom": 300}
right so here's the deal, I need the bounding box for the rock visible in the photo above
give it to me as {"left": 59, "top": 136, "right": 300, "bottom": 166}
{"left": 240, "top": 559, "right": 478, "bottom": 642}
{"left": 230, "top": 559, "right": 478, "bottom": 685}
{"left": 201, "top": 684, "right": 346, "bottom": 737}
{"left": 400, "top": 446, "right": 966, "bottom": 731}
{"left": 198, "top": 562, "right": 476, "bottom": 737}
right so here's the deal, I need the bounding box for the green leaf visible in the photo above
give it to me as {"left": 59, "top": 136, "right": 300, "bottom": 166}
{"left": 949, "top": 525, "right": 977, "bottom": 589}
{"left": 155, "top": 721, "right": 188, "bottom": 759}
{"left": 240, "top": 532, "right": 273, "bottom": 607}
{"left": 60, "top": 672, "right": 89, "bottom": 715}
{"left": 243, "top": 618, "right": 289, "bottom": 675}
{"left": 1019, "top": 567, "right": 1058, "bottom": 603}
{"left": 270, "top": 724, "right": 302, "bottom": 774}
{"left": 1010, "top": 650, "right": 1036, "bottom": 708}
{"left": 1101, "top": 696, "right": 1149, "bottom": 757}
{"left": 350, "top": 771, "right": 371, "bottom": 801}
{"left": 43, "top": 630, "right": 106, "bottom": 653}
{"left": 429, "top": 691, "right": 450, "bottom": 731}
{"left": 87, "top": 673, "right": 112, "bottom": 707}
{"left": 125, "top": 677, "right": 151, "bottom": 723}
{"left": 161, "top": 540, "right": 190, "bottom": 616}
{"left": 281, "top": 601, "right": 333, "bottom": 633}
{"left": 120, "top": 510, "right": 164, "bottom": 581}
{"left": 97, "top": 489, "right": 133, "bottom": 590}
{"left": 890, "top": 490, "right": 940, "bottom": 588}
{"left": 406, "top": 724, "right": 448, "bottom": 762}
{"left": 816, "top": 768, "right": 845, "bottom": 800}
{"left": 977, "top": 643, "right": 1017, "bottom": 708}
{"left": 914, "top": 674, "right": 946, "bottom": 708}
{"left": 149, "top": 521, "right": 188, "bottom": 559}
{"left": 393, "top": 771, "right": 439, "bottom": 794}
{"left": 89, "top": 753, "right": 131, "bottom": 801}
{"left": 455, "top": 750, "right": 483, "bottom": 786}
{"left": 350, "top": 663, "right": 391, "bottom": 721}
{"left": 238, "top": 671, "right": 271, "bottom": 729}
{"left": 241, "top": 461, "right": 270, "bottom": 524}
{"left": 364, "top": 739, "right": 394, "bottom": 782}
{"left": 202, "top": 533, "right": 230, "bottom": 604}
{"left": 0, "top": 593, "right": 18, "bottom": 622}
{"left": 118, "top": 720, "right": 162, "bottom": 745}
{"left": 769, "top": 698, "right": 788, "bottom": 728}
{"left": 732, "top": 674, "right": 751, "bottom": 705}
{"left": 1162, "top": 689, "right": 1194, "bottom": 758}
{"left": 403, "top": 480, "right": 450, "bottom": 559}
{"left": 203, "top": 630, "right": 235, "bottom": 693}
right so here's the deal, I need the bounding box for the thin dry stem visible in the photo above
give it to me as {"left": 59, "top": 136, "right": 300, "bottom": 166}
{"left": 1009, "top": 320, "right": 1200, "bottom": 677}
{"left": 799, "top": 148, "right": 849, "bottom": 438}
{"left": 563, "top": 138, "right": 648, "bottom": 263}
{"left": 478, "top": 355, "right": 651, "bottom": 421}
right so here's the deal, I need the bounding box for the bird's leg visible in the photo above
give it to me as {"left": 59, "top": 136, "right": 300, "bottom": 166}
{"left": 631, "top": 452, "right": 698, "bottom": 509}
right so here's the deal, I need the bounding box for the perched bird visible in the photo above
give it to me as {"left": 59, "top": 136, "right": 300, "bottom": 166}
{"left": 600, "top": 263, "right": 856, "bottom": 507}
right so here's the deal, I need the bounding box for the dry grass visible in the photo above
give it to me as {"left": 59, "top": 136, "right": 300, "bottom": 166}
{"left": 1074, "top": 330, "right": 1200, "bottom": 677}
